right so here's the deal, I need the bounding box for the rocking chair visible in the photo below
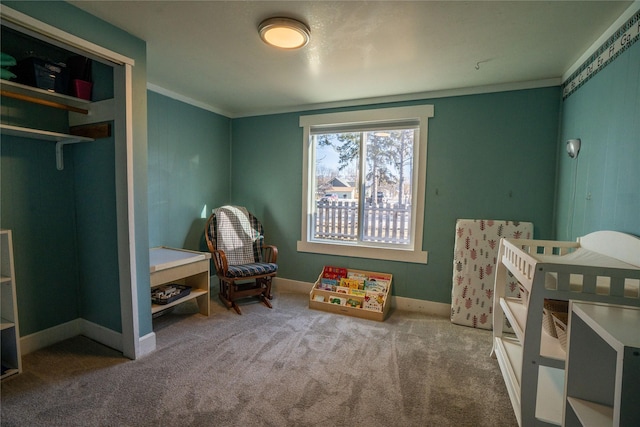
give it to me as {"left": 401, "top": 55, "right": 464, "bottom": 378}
{"left": 204, "top": 206, "right": 278, "bottom": 314}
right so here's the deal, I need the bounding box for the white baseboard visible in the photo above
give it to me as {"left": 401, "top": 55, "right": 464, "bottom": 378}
{"left": 273, "top": 277, "right": 450, "bottom": 317}
{"left": 21, "top": 278, "right": 448, "bottom": 356}
{"left": 20, "top": 318, "right": 135, "bottom": 356}
{"left": 137, "top": 332, "right": 157, "bottom": 358}
{"left": 273, "top": 277, "right": 314, "bottom": 293}
{"left": 391, "top": 295, "right": 450, "bottom": 317}
{"left": 80, "top": 318, "right": 123, "bottom": 352}
{"left": 20, "top": 319, "right": 83, "bottom": 355}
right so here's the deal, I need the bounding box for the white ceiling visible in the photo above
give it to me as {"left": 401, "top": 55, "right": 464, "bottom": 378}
{"left": 69, "top": 1, "right": 635, "bottom": 118}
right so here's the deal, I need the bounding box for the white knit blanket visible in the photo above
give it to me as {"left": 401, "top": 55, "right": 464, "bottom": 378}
{"left": 214, "top": 206, "right": 256, "bottom": 265}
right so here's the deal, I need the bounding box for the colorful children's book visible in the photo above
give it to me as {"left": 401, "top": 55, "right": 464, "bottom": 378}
{"left": 322, "top": 266, "right": 347, "bottom": 280}
{"left": 347, "top": 272, "right": 366, "bottom": 289}
{"left": 339, "top": 277, "right": 362, "bottom": 289}
{"left": 316, "top": 281, "right": 333, "bottom": 291}
{"left": 364, "top": 279, "right": 388, "bottom": 293}
{"left": 363, "top": 292, "right": 385, "bottom": 312}
{"left": 328, "top": 296, "right": 347, "bottom": 305}
{"left": 367, "top": 273, "right": 390, "bottom": 282}
{"left": 347, "top": 272, "right": 367, "bottom": 279}
{"left": 349, "top": 289, "right": 366, "bottom": 297}
{"left": 318, "top": 278, "right": 337, "bottom": 291}
{"left": 346, "top": 298, "right": 361, "bottom": 308}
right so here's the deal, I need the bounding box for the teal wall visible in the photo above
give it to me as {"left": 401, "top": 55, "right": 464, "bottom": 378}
{"left": 556, "top": 41, "right": 640, "bottom": 240}
{"left": 73, "top": 129, "right": 120, "bottom": 330}
{"left": 0, "top": 123, "right": 121, "bottom": 334}
{"left": 1, "top": 135, "right": 81, "bottom": 333}
{"left": 231, "top": 88, "right": 561, "bottom": 303}
{"left": 2, "top": 2, "right": 151, "bottom": 337}
{"left": 5, "top": 1, "right": 636, "bottom": 344}
{"left": 147, "top": 91, "right": 231, "bottom": 251}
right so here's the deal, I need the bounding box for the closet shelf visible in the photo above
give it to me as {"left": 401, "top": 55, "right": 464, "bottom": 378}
{"left": 0, "top": 124, "right": 94, "bottom": 170}
{"left": 1, "top": 80, "right": 89, "bottom": 114}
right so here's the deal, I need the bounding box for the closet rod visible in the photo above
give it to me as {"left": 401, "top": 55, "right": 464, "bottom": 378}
{"left": 1, "top": 90, "right": 88, "bottom": 115}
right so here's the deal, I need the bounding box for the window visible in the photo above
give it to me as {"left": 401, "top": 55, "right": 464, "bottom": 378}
{"left": 298, "top": 105, "right": 433, "bottom": 263}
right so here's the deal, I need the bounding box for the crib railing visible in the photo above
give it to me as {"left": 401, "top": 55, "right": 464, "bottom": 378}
{"left": 500, "top": 237, "right": 640, "bottom": 300}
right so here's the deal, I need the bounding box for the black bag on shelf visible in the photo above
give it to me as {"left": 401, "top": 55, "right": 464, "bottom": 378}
{"left": 14, "top": 57, "right": 69, "bottom": 94}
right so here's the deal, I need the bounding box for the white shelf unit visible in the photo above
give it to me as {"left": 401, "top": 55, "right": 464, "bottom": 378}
{"left": 1, "top": 230, "right": 22, "bottom": 380}
{"left": 491, "top": 231, "right": 640, "bottom": 427}
{"left": 564, "top": 301, "right": 640, "bottom": 427}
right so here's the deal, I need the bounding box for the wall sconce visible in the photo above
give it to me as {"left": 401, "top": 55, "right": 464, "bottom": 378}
{"left": 258, "top": 17, "right": 310, "bottom": 49}
{"left": 566, "top": 139, "right": 581, "bottom": 159}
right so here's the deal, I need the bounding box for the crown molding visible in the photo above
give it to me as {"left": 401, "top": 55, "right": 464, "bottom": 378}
{"left": 563, "top": 1, "right": 640, "bottom": 82}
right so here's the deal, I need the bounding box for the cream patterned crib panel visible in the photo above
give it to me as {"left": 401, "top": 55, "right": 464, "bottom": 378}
{"left": 451, "top": 219, "right": 533, "bottom": 329}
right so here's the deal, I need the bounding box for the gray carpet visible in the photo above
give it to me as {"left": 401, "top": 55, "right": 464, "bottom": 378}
{"left": 0, "top": 291, "right": 517, "bottom": 426}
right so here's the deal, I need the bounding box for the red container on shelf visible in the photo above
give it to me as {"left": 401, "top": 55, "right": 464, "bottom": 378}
{"left": 72, "top": 79, "right": 92, "bottom": 100}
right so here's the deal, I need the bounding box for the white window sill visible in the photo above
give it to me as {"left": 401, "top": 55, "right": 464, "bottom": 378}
{"left": 297, "top": 240, "right": 428, "bottom": 264}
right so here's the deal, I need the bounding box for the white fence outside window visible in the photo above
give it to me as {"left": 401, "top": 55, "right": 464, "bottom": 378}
{"left": 314, "top": 200, "right": 411, "bottom": 245}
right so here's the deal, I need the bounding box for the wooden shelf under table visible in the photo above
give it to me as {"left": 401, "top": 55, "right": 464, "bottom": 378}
{"left": 149, "top": 247, "right": 211, "bottom": 317}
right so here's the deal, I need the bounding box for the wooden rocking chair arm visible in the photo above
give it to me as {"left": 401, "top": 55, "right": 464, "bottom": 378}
{"left": 212, "top": 250, "right": 229, "bottom": 275}
{"left": 262, "top": 245, "right": 278, "bottom": 263}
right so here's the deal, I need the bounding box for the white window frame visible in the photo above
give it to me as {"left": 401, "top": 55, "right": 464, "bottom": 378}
{"left": 298, "top": 105, "right": 433, "bottom": 264}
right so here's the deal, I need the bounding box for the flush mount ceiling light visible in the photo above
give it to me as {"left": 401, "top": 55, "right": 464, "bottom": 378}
{"left": 258, "top": 17, "right": 310, "bottom": 49}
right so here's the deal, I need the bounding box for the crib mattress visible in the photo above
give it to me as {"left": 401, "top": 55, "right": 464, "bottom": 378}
{"left": 451, "top": 219, "right": 533, "bottom": 329}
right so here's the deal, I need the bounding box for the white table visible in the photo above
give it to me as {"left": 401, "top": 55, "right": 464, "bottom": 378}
{"left": 149, "top": 247, "right": 211, "bottom": 316}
